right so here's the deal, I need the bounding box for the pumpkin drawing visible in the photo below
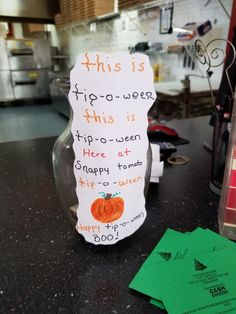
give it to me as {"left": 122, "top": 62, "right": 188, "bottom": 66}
{"left": 91, "top": 193, "right": 124, "bottom": 223}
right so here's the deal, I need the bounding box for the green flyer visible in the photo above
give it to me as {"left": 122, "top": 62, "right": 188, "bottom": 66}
{"left": 129, "top": 228, "right": 236, "bottom": 311}
{"left": 156, "top": 248, "right": 236, "bottom": 314}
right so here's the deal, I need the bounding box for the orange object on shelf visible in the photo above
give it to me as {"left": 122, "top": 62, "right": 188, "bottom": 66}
{"left": 56, "top": 0, "right": 115, "bottom": 26}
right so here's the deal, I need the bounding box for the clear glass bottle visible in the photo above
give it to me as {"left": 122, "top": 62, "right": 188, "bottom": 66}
{"left": 52, "top": 78, "right": 152, "bottom": 226}
{"left": 52, "top": 78, "right": 78, "bottom": 225}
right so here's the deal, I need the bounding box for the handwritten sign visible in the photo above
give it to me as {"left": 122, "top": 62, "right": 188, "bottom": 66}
{"left": 69, "top": 52, "right": 156, "bottom": 245}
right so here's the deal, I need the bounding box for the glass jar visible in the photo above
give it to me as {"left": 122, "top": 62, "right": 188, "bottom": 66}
{"left": 52, "top": 78, "right": 152, "bottom": 227}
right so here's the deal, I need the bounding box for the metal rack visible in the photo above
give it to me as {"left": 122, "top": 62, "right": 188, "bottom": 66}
{"left": 195, "top": 38, "right": 236, "bottom": 103}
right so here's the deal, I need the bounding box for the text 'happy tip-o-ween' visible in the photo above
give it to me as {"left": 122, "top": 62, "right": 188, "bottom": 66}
{"left": 91, "top": 192, "right": 124, "bottom": 223}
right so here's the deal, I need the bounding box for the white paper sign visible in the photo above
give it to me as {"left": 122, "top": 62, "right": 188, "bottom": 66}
{"left": 69, "top": 52, "right": 156, "bottom": 245}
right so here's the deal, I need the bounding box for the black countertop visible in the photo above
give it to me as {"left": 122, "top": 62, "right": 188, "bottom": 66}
{"left": 0, "top": 116, "right": 219, "bottom": 313}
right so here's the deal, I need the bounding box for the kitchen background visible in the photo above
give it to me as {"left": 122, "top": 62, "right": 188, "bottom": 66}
{"left": 0, "top": 0, "right": 234, "bottom": 141}
{"left": 55, "top": 0, "right": 232, "bottom": 80}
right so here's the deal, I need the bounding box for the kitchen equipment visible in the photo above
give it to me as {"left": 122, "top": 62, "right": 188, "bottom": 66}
{"left": 159, "top": 2, "right": 174, "bottom": 35}
{"left": 194, "top": 37, "right": 236, "bottom": 195}
{"left": 0, "top": 38, "right": 13, "bottom": 101}
{"left": 0, "top": 38, "right": 51, "bottom": 102}
{"left": 0, "top": 0, "right": 58, "bottom": 23}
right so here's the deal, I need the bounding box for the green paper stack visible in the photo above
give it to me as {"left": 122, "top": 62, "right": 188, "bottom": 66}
{"left": 129, "top": 228, "right": 236, "bottom": 313}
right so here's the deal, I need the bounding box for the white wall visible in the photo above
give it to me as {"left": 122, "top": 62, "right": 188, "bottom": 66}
{"left": 46, "top": 24, "right": 60, "bottom": 48}
{"left": 54, "top": 0, "right": 233, "bottom": 81}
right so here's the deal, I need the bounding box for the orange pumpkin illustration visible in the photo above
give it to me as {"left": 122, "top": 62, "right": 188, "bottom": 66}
{"left": 91, "top": 193, "right": 124, "bottom": 223}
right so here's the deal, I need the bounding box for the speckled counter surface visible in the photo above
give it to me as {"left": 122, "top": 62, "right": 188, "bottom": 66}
{"left": 0, "top": 116, "right": 219, "bottom": 313}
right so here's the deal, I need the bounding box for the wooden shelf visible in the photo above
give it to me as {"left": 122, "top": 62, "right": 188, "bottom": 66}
{"left": 55, "top": 0, "right": 117, "bottom": 28}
